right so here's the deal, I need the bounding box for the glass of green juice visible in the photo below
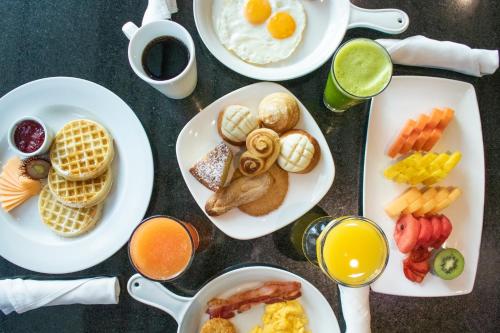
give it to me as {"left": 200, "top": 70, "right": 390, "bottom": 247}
{"left": 323, "top": 38, "right": 393, "bottom": 112}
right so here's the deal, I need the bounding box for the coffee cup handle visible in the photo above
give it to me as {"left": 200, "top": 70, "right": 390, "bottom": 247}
{"left": 122, "top": 22, "right": 139, "bottom": 40}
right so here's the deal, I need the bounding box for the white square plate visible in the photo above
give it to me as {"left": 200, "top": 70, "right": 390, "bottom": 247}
{"left": 176, "top": 82, "right": 335, "bottom": 240}
{"left": 364, "top": 76, "right": 485, "bottom": 297}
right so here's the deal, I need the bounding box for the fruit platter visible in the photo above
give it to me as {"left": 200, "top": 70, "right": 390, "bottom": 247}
{"left": 364, "top": 76, "right": 485, "bottom": 297}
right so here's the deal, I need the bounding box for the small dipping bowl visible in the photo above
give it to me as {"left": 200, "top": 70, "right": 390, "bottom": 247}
{"left": 7, "top": 116, "right": 52, "bottom": 157}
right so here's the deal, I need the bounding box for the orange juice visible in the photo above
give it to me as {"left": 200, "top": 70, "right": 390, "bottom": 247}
{"left": 317, "top": 217, "right": 388, "bottom": 286}
{"left": 129, "top": 216, "right": 196, "bottom": 281}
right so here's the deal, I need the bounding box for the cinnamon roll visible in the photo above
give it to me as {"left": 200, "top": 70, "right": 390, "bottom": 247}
{"left": 239, "top": 128, "right": 280, "bottom": 177}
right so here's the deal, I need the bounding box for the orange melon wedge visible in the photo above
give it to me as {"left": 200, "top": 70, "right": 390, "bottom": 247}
{"left": 0, "top": 157, "right": 42, "bottom": 213}
{"left": 387, "top": 120, "right": 417, "bottom": 158}
{"left": 422, "top": 128, "right": 443, "bottom": 151}
{"left": 437, "top": 108, "right": 454, "bottom": 131}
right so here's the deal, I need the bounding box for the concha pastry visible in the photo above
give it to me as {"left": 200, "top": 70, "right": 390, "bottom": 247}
{"left": 239, "top": 128, "right": 280, "bottom": 177}
{"left": 278, "top": 130, "right": 320, "bottom": 173}
{"left": 218, "top": 105, "right": 259, "bottom": 146}
{"left": 258, "top": 93, "right": 300, "bottom": 134}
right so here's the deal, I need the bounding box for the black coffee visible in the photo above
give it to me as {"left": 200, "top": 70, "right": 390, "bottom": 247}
{"left": 141, "top": 36, "right": 189, "bottom": 81}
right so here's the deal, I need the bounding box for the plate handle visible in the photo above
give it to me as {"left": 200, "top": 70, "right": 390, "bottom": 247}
{"left": 127, "top": 274, "right": 191, "bottom": 323}
{"left": 348, "top": 3, "right": 409, "bottom": 34}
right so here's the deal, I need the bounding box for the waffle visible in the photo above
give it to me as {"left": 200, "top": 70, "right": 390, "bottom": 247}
{"left": 50, "top": 119, "right": 114, "bottom": 181}
{"left": 47, "top": 167, "right": 112, "bottom": 208}
{"left": 38, "top": 185, "right": 103, "bottom": 237}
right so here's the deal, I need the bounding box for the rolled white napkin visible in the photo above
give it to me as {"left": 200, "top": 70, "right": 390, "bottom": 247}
{"left": 142, "top": 0, "right": 179, "bottom": 25}
{"left": 339, "top": 285, "right": 371, "bottom": 333}
{"left": 377, "top": 35, "right": 499, "bottom": 77}
{"left": 0, "top": 277, "right": 120, "bottom": 315}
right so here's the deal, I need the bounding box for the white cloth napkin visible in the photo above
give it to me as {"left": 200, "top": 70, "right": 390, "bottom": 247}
{"left": 142, "top": 0, "right": 179, "bottom": 25}
{"left": 339, "top": 285, "right": 371, "bottom": 333}
{"left": 377, "top": 35, "right": 499, "bottom": 77}
{"left": 0, "top": 277, "right": 120, "bottom": 315}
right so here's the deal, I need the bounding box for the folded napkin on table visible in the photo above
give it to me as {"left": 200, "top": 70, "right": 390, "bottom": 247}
{"left": 339, "top": 285, "right": 371, "bottom": 333}
{"left": 377, "top": 35, "right": 499, "bottom": 77}
{"left": 0, "top": 277, "right": 120, "bottom": 315}
{"left": 142, "top": 0, "right": 179, "bottom": 24}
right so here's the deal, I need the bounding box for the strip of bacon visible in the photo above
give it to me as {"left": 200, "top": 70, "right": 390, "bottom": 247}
{"left": 206, "top": 281, "right": 302, "bottom": 319}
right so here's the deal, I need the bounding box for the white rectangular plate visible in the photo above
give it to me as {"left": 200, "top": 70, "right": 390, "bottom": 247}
{"left": 364, "top": 76, "right": 484, "bottom": 297}
{"left": 176, "top": 82, "right": 335, "bottom": 240}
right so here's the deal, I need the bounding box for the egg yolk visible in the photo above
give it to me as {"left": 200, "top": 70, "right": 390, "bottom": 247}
{"left": 267, "top": 12, "right": 296, "bottom": 39}
{"left": 245, "top": 0, "right": 272, "bottom": 25}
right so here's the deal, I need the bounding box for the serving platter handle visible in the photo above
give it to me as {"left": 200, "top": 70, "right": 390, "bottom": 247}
{"left": 348, "top": 3, "right": 409, "bottom": 35}
{"left": 127, "top": 274, "right": 191, "bottom": 323}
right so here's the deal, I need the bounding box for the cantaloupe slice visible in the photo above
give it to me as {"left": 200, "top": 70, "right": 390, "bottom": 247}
{"left": 387, "top": 120, "right": 417, "bottom": 158}
{"left": 385, "top": 186, "right": 461, "bottom": 217}
{"left": 421, "top": 128, "right": 443, "bottom": 151}
{"left": 437, "top": 108, "right": 455, "bottom": 130}
{"left": 399, "top": 130, "right": 420, "bottom": 155}
{"left": 386, "top": 108, "right": 455, "bottom": 158}
{"left": 0, "top": 157, "right": 41, "bottom": 213}
{"left": 413, "top": 128, "right": 431, "bottom": 151}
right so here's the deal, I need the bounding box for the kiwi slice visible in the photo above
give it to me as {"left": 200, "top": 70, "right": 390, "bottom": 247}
{"left": 21, "top": 156, "right": 51, "bottom": 179}
{"left": 431, "top": 248, "right": 465, "bottom": 280}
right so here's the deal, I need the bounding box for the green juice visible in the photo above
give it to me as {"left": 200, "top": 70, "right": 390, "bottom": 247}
{"left": 323, "top": 39, "right": 392, "bottom": 112}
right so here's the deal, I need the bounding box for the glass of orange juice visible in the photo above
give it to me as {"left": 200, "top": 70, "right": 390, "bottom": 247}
{"left": 128, "top": 215, "right": 199, "bottom": 281}
{"left": 302, "top": 216, "right": 388, "bottom": 287}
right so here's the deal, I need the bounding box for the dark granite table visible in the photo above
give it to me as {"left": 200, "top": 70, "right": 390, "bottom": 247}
{"left": 0, "top": 0, "right": 499, "bottom": 332}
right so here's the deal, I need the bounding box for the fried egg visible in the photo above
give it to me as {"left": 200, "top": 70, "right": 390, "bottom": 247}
{"left": 214, "top": 0, "right": 306, "bottom": 64}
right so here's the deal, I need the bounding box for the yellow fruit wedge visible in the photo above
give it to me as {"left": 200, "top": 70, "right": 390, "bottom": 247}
{"left": 385, "top": 186, "right": 461, "bottom": 217}
{"left": 384, "top": 151, "right": 462, "bottom": 185}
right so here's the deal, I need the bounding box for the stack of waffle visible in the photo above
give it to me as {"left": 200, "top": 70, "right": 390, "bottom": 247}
{"left": 38, "top": 119, "right": 114, "bottom": 237}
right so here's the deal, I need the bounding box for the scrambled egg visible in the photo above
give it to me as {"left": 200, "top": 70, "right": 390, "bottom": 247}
{"left": 250, "top": 300, "right": 311, "bottom": 333}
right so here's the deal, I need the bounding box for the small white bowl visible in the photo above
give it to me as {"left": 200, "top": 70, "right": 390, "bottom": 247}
{"left": 7, "top": 116, "right": 53, "bottom": 157}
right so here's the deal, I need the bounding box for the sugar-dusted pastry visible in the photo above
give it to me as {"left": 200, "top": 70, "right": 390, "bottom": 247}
{"left": 217, "top": 105, "right": 259, "bottom": 146}
{"left": 205, "top": 173, "right": 272, "bottom": 216}
{"left": 190, "top": 142, "right": 233, "bottom": 192}
{"left": 258, "top": 92, "right": 300, "bottom": 134}
{"left": 278, "top": 130, "right": 320, "bottom": 173}
{"left": 238, "top": 164, "right": 288, "bottom": 216}
{"left": 239, "top": 128, "right": 280, "bottom": 177}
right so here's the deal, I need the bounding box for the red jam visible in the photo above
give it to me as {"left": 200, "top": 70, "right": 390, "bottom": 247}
{"left": 13, "top": 120, "right": 45, "bottom": 153}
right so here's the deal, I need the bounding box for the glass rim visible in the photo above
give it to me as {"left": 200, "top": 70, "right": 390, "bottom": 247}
{"left": 318, "top": 215, "right": 389, "bottom": 288}
{"left": 330, "top": 38, "right": 393, "bottom": 100}
{"left": 127, "top": 214, "right": 196, "bottom": 283}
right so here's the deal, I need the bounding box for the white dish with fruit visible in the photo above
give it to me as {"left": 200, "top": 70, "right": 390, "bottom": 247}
{"left": 363, "top": 76, "right": 484, "bottom": 297}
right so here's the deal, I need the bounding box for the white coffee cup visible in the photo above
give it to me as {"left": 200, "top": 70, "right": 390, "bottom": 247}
{"left": 123, "top": 20, "right": 197, "bottom": 99}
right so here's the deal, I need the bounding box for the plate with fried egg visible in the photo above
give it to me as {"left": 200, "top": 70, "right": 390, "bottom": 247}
{"left": 193, "top": 0, "right": 409, "bottom": 80}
